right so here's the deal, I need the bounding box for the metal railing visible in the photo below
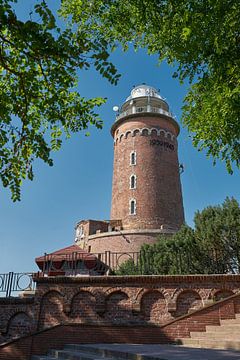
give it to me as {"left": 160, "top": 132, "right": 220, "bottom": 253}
{"left": 113, "top": 248, "right": 240, "bottom": 276}
{"left": 0, "top": 272, "right": 36, "bottom": 298}
{"left": 2, "top": 248, "right": 239, "bottom": 297}
{"left": 39, "top": 251, "right": 140, "bottom": 276}
{"left": 116, "top": 106, "right": 175, "bottom": 121}
{"left": 38, "top": 248, "right": 238, "bottom": 276}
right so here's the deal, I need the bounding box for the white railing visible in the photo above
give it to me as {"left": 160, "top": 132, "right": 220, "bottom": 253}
{"left": 116, "top": 106, "right": 175, "bottom": 121}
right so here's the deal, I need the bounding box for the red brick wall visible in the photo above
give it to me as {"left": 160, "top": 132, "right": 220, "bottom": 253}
{"left": 34, "top": 274, "right": 240, "bottom": 331}
{"left": 87, "top": 231, "right": 160, "bottom": 253}
{"left": 0, "top": 298, "right": 36, "bottom": 344}
{"left": 175, "top": 290, "right": 202, "bottom": 317}
{"left": 1, "top": 275, "right": 240, "bottom": 348}
{"left": 1, "top": 293, "right": 240, "bottom": 360}
{"left": 140, "top": 290, "right": 167, "bottom": 324}
{"left": 110, "top": 114, "right": 184, "bottom": 233}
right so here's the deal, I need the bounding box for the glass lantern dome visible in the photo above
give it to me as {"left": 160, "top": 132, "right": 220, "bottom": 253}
{"left": 126, "top": 84, "right": 164, "bottom": 102}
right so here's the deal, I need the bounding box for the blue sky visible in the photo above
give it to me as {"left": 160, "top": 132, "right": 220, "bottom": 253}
{"left": 0, "top": 2, "right": 239, "bottom": 273}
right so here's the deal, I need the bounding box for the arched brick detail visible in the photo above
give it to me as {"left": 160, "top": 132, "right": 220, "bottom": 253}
{"left": 213, "top": 289, "right": 234, "bottom": 302}
{"left": 140, "top": 128, "right": 150, "bottom": 136}
{"left": 105, "top": 290, "right": 132, "bottom": 323}
{"left": 136, "top": 288, "right": 171, "bottom": 303}
{"left": 125, "top": 130, "right": 132, "bottom": 139}
{"left": 175, "top": 290, "right": 202, "bottom": 317}
{"left": 132, "top": 129, "right": 140, "bottom": 137}
{"left": 70, "top": 290, "right": 98, "bottom": 322}
{"left": 6, "top": 312, "right": 33, "bottom": 339}
{"left": 150, "top": 128, "right": 158, "bottom": 136}
{"left": 115, "top": 127, "right": 176, "bottom": 144}
{"left": 38, "top": 290, "right": 64, "bottom": 330}
{"left": 166, "top": 132, "right": 172, "bottom": 140}
{"left": 102, "top": 286, "right": 134, "bottom": 303}
{"left": 159, "top": 129, "right": 166, "bottom": 137}
{"left": 140, "top": 290, "right": 168, "bottom": 324}
{"left": 0, "top": 307, "right": 29, "bottom": 333}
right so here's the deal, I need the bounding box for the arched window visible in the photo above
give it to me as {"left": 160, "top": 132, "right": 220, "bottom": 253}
{"left": 130, "top": 175, "right": 136, "bottom": 189}
{"left": 130, "top": 199, "right": 136, "bottom": 215}
{"left": 130, "top": 151, "right": 136, "bottom": 165}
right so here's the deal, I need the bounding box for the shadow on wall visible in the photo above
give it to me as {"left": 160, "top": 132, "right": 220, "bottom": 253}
{"left": 37, "top": 287, "right": 232, "bottom": 331}
{"left": 0, "top": 311, "right": 34, "bottom": 344}
{"left": 0, "top": 285, "right": 236, "bottom": 344}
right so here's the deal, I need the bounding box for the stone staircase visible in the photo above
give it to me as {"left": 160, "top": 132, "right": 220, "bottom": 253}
{"left": 32, "top": 344, "right": 146, "bottom": 360}
{"left": 179, "top": 313, "right": 240, "bottom": 350}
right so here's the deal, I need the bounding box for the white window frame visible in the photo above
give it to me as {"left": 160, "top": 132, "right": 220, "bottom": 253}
{"left": 130, "top": 151, "right": 136, "bottom": 166}
{"left": 130, "top": 174, "right": 137, "bottom": 189}
{"left": 129, "top": 199, "right": 136, "bottom": 215}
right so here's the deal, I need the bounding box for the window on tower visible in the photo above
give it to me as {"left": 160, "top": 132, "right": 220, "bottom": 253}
{"left": 130, "top": 174, "right": 136, "bottom": 189}
{"left": 130, "top": 199, "right": 136, "bottom": 215}
{"left": 130, "top": 151, "right": 136, "bottom": 165}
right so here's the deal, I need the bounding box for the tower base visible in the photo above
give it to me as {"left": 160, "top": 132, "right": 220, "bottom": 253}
{"left": 87, "top": 228, "right": 177, "bottom": 254}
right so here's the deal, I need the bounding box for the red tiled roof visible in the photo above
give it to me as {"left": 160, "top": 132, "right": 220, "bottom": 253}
{"left": 35, "top": 244, "right": 96, "bottom": 270}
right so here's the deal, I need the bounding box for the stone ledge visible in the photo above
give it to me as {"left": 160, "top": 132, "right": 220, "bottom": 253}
{"left": 88, "top": 228, "right": 177, "bottom": 240}
{"left": 33, "top": 274, "right": 240, "bottom": 285}
{"left": 0, "top": 297, "right": 34, "bottom": 305}
{"left": 111, "top": 112, "right": 180, "bottom": 137}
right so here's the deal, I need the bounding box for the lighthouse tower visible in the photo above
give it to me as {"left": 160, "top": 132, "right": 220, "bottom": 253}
{"left": 111, "top": 85, "right": 184, "bottom": 232}
{"left": 75, "top": 85, "right": 184, "bottom": 253}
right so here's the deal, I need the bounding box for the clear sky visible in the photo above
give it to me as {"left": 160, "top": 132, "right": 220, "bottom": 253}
{"left": 0, "top": 1, "right": 239, "bottom": 273}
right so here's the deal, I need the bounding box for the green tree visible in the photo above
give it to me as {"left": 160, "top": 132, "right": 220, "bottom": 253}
{"left": 116, "top": 198, "right": 240, "bottom": 275}
{"left": 61, "top": 0, "right": 240, "bottom": 173}
{"left": 0, "top": 0, "right": 120, "bottom": 200}
{"left": 194, "top": 197, "right": 240, "bottom": 273}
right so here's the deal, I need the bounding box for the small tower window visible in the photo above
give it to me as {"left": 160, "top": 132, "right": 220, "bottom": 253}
{"left": 130, "top": 151, "right": 136, "bottom": 165}
{"left": 130, "top": 174, "right": 136, "bottom": 189}
{"left": 130, "top": 199, "right": 136, "bottom": 215}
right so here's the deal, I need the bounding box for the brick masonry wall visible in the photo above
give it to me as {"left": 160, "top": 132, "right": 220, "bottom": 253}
{"left": 87, "top": 231, "right": 160, "bottom": 253}
{"left": 0, "top": 275, "right": 239, "bottom": 350}
{"left": 0, "top": 297, "right": 36, "bottom": 344}
{"left": 111, "top": 115, "right": 184, "bottom": 231}
{"left": 1, "top": 293, "right": 240, "bottom": 360}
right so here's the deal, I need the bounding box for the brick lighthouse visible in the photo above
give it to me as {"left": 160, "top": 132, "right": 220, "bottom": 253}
{"left": 75, "top": 85, "right": 184, "bottom": 253}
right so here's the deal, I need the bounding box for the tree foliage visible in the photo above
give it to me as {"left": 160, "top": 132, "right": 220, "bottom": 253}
{"left": 116, "top": 197, "right": 240, "bottom": 275}
{"left": 0, "top": 0, "right": 120, "bottom": 200}
{"left": 61, "top": 0, "right": 240, "bottom": 172}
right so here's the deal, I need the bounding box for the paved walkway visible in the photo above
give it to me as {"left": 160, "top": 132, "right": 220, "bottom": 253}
{"left": 83, "top": 344, "right": 240, "bottom": 360}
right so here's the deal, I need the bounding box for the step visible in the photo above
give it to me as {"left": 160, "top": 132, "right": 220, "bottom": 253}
{"left": 64, "top": 345, "right": 140, "bottom": 360}
{"left": 180, "top": 338, "right": 240, "bottom": 350}
{"left": 50, "top": 347, "right": 143, "bottom": 360}
{"left": 220, "top": 318, "right": 240, "bottom": 325}
{"left": 190, "top": 331, "right": 240, "bottom": 340}
{"left": 32, "top": 356, "right": 57, "bottom": 360}
{"left": 49, "top": 349, "right": 113, "bottom": 360}
{"left": 206, "top": 324, "right": 240, "bottom": 332}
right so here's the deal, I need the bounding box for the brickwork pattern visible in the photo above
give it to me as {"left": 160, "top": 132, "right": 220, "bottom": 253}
{"left": 1, "top": 292, "right": 240, "bottom": 360}
{"left": 111, "top": 115, "right": 184, "bottom": 235}
{"left": 0, "top": 275, "right": 239, "bottom": 347}
{"left": 87, "top": 232, "right": 160, "bottom": 253}
{"left": 0, "top": 297, "right": 36, "bottom": 344}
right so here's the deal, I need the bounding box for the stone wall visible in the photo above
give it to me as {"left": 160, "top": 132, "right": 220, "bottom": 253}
{"left": 0, "top": 275, "right": 239, "bottom": 345}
